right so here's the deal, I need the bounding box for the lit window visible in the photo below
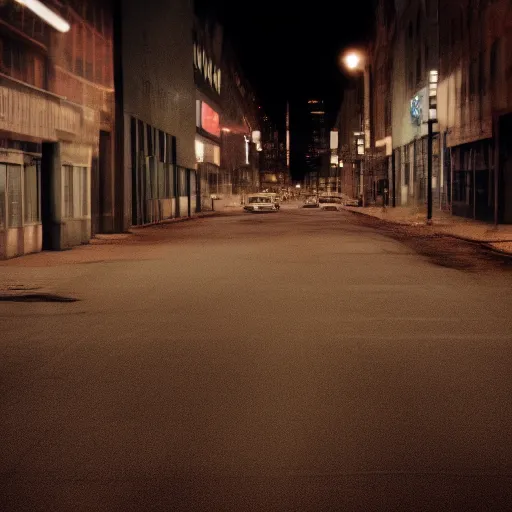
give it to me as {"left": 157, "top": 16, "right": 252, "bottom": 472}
{"left": 195, "top": 139, "right": 204, "bottom": 163}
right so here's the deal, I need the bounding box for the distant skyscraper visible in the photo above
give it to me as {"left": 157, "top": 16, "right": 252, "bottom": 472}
{"left": 305, "top": 99, "right": 328, "bottom": 172}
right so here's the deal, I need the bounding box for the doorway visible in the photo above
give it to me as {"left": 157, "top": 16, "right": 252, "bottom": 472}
{"left": 499, "top": 113, "right": 512, "bottom": 223}
{"left": 41, "top": 142, "right": 58, "bottom": 250}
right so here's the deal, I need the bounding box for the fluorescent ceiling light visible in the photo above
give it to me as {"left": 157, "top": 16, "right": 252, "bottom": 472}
{"left": 15, "top": 0, "right": 70, "bottom": 33}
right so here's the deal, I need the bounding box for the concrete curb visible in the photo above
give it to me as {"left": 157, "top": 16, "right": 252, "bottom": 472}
{"left": 341, "top": 207, "right": 512, "bottom": 256}
{"left": 130, "top": 211, "right": 219, "bottom": 230}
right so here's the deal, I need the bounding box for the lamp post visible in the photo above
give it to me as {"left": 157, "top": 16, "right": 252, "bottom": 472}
{"left": 341, "top": 50, "right": 368, "bottom": 206}
{"left": 427, "top": 70, "right": 439, "bottom": 224}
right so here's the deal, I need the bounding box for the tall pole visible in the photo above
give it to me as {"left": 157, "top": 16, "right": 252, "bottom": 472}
{"left": 392, "top": 148, "right": 396, "bottom": 207}
{"left": 427, "top": 119, "right": 433, "bottom": 224}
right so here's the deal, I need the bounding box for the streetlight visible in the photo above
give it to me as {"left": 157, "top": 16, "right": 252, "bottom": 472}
{"left": 15, "top": 0, "right": 70, "bottom": 32}
{"left": 343, "top": 52, "right": 362, "bottom": 71}
{"left": 341, "top": 50, "right": 367, "bottom": 205}
{"left": 427, "top": 69, "right": 438, "bottom": 225}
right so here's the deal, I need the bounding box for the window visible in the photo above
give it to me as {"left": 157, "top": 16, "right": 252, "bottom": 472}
{"left": 7, "top": 164, "right": 22, "bottom": 227}
{"left": 469, "top": 59, "right": 477, "bottom": 96}
{"left": 63, "top": 166, "right": 88, "bottom": 218}
{"left": 79, "top": 167, "right": 88, "bottom": 216}
{"left": 490, "top": 39, "right": 500, "bottom": 97}
{"left": 404, "top": 147, "right": 410, "bottom": 186}
{"left": 85, "top": 27, "right": 94, "bottom": 81}
{"left": 63, "top": 165, "right": 74, "bottom": 217}
{"left": 179, "top": 167, "right": 187, "bottom": 196}
{"left": 75, "top": 23, "right": 84, "bottom": 76}
{"left": 0, "top": 164, "right": 5, "bottom": 228}
{"left": 24, "top": 163, "right": 40, "bottom": 223}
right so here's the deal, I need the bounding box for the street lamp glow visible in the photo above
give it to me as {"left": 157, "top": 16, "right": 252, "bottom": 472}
{"left": 343, "top": 52, "right": 361, "bottom": 71}
{"left": 15, "top": 0, "right": 70, "bottom": 33}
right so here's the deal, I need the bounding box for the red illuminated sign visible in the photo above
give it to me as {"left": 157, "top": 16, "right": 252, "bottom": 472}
{"left": 201, "top": 103, "right": 220, "bottom": 137}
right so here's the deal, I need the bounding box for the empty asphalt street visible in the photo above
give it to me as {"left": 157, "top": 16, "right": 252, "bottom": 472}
{"left": 1, "top": 206, "right": 511, "bottom": 511}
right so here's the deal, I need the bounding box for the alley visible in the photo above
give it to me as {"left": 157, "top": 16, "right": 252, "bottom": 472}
{"left": 1, "top": 208, "right": 511, "bottom": 511}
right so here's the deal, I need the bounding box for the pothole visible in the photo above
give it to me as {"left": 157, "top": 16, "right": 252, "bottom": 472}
{"left": 4, "top": 285, "right": 42, "bottom": 291}
{"left": 0, "top": 293, "right": 79, "bottom": 303}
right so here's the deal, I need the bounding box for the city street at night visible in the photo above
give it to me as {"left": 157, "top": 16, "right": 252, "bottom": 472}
{"left": 1, "top": 207, "right": 511, "bottom": 511}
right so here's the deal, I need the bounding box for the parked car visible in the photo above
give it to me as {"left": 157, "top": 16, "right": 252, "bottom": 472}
{"left": 340, "top": 194, "right": 359, "bottom": 207}
{"left": 318, "top": 195, "right": 343, "bottom": 211}
{"left": 302, "top": 196, "right": 319, "bottom": 208}
{"left": 244, "top": 193, "right": 279, "bottom": 212}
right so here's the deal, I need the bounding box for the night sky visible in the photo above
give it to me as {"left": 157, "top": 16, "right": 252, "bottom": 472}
{"left": 196, "top": 0, "right": 376, "bottom": 179}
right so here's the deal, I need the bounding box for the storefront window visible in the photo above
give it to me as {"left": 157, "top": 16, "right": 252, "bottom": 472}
{"left": 7, "top": 164, "right": 22, "bottom": 227}
{"left": 64, "top": 166, "right": 89, "bottom": 218}
{"left": 24, "top": 162, "right": 40, "bottom": 223}
{"left": 0, "top": 164, "right": 5, "bottom": 228}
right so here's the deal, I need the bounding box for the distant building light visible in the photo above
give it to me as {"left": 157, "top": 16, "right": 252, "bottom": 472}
{"left": 16, "top": 0, "right": 70, "bottom": 32}
{"left": 221, "top": 127, "right": 231, "bottom": 132}
{"left": 339, "top": 160, "right": 344, "bottom": 168}
{"left": 310, "top": 111, "right": 325, "bottom": 115}
{"left": 244, "top": 135, "right": 250, "bottom": 164}
{"left": 308, "top": 100, "right": 319, "bottom": 104}
{"left": 428, "top": 69, "right": 438, "bottom": 121}
{"left": 195, "top": 139, "right": 204, "bottom": 163}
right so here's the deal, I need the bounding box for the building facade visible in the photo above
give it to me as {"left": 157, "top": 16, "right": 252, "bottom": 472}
{"left": 116, "top": 0, "right": 197, "bottom": 228}
{"left": 391, "top": 0, "right": 440, "bottom": 209}
{"left": 220, "top": 40, "right": 261, "bottom": 198}
{"left": 305, "top": 99, "right": 328, "bottom": 174}
{"left": 259, "top": 112, "right": 289, "bottom": 194}
{"left": 0, "top": 0, "right": 114, "bottom": 259}
{"left": 437, "top": 0, "right": 512, "bottom": 222}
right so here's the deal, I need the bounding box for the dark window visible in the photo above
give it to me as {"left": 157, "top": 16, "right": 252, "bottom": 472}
{"left": 146, "top": 125, "right": 153, "bottom": 157}
{"left": 490, "top": 39, "right": 499, "bottom": 86}
{"left": 138, "top": 120, "right": 145, "bottom": 154}
{"left": 159, "top": 131, "right": 165, "bottom": 163}
{"left": 404, "top": 148, "right": 410, "bottom": 186}
{"left": 478, "top": 51, "right": 485, "bottom": 95}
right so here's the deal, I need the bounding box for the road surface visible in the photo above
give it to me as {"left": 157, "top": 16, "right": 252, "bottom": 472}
{"left": 1, "top": 206, "right": 511, "bottom": 511}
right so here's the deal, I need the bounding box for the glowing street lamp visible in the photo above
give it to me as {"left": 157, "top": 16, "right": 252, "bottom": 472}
{"left": 15, "top": 0, "right": 70, "bottom": 33}
{"left": 342, "top": 52, "right": 362, "bottom": 71}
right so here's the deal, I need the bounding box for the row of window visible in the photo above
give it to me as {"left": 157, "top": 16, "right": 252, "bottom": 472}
{"left": 0, "top": 163, "right": 89, "bottom": 230}
{"left": 61, "top": 20, "right": 113, "bottom": 87}
{"left": 0, "top": 8, "right": 113, "bottom": 92}
{"left": 63, "top": 166, "right": 89, "bottom": 218}
{"left": 0, "top": 163, "right": 40, "bottom": 229}
{"left": 0, "top": 37, "right": 46, "bottom": 90}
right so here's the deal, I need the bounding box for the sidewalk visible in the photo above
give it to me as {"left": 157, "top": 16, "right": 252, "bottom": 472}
{"left": 342, "top": 205, "right": 512, "bottom": 254}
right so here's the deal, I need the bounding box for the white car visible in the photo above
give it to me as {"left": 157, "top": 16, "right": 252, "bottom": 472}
{"left": 244, "top": 194, "right": 279, "bottom": 212}
{"left": 340, "top": 194, "right": 359, "bottom": 207}
{"left": 318, "top": 196, "right": 343, "bottom": 211}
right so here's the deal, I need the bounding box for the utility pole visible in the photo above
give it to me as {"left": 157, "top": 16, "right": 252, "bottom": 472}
{"left": 427, "top": 118, "right": 433, "bottom": 224}
{"left": 427, "top": 69, "right": 438, "bottom": 225}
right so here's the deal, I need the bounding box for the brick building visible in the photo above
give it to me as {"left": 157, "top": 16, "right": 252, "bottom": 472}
{"left": 0, "top": 0, "right": 114, "bottom": 259}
